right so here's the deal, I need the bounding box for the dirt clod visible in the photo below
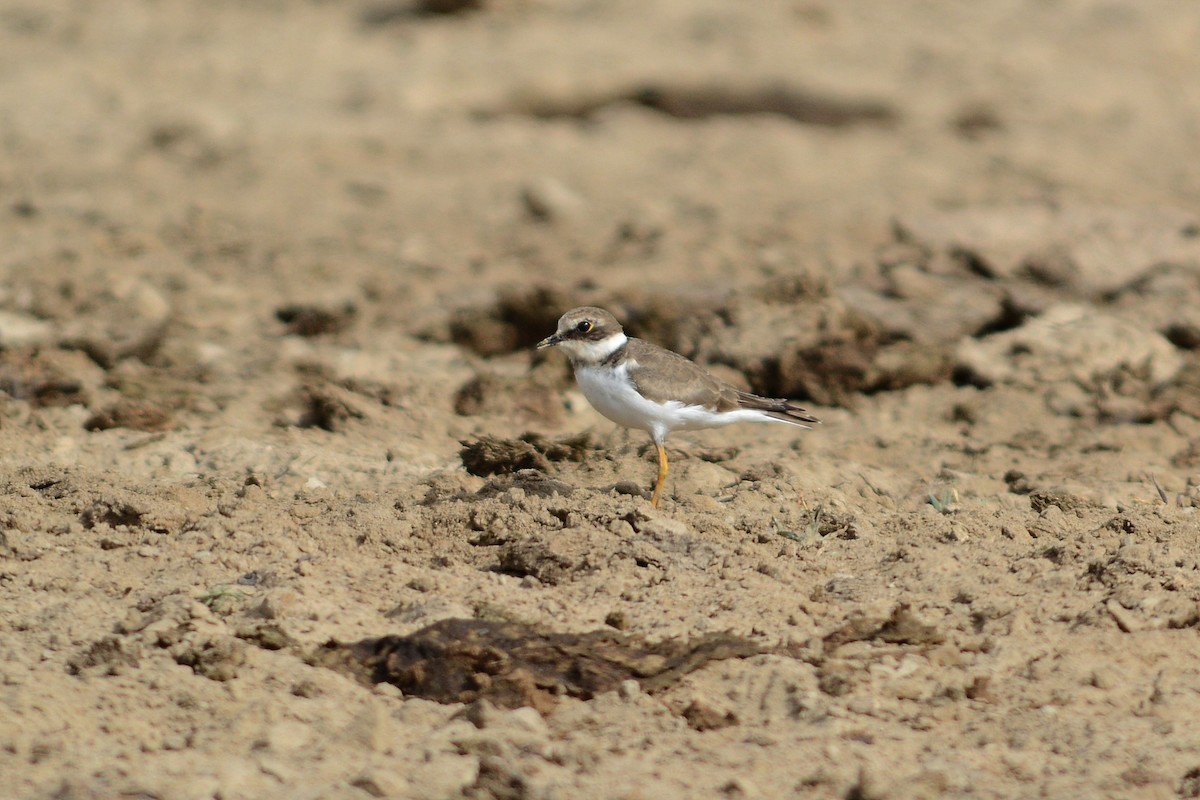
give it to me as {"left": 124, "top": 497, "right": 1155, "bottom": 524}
{"left": 314, "top": 619, "right": 764, "bottom": 713}
{"left": 84, "top": 399, "right": 174, "bottom": 432}
{"left": 276, "top": 303, "right": 357, "bottom": 337}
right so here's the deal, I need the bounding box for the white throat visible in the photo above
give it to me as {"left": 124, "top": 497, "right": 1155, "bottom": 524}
{"left": 559, "top": 332, "right": 627, "bottom": 366}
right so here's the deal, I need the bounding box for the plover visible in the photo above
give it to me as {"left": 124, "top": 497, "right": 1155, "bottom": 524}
{"left": 537, "top": 306, "right": 819, "bottom": 507}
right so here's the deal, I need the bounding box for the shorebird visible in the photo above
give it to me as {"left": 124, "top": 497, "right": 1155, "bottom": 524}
{"left": 537, "top": 306, "right": 819, "bottom": 506}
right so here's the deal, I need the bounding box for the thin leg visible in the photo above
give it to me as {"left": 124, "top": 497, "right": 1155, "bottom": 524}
{"left": 650, "top": 441, "right": 669, "bottom": 507}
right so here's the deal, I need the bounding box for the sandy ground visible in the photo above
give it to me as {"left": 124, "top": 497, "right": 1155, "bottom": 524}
{"left": 3, "top": 1, "right": 1200, "bottom": 798}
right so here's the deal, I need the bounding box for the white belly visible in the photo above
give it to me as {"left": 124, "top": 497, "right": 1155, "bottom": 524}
{"left": 574, "top": 363, "right": 767, "bottom": 442}
{"left": 575, "top": 364, "right": 664, "bottom": 434}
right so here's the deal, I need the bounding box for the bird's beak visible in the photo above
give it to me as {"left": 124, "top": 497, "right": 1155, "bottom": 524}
{"left": 536, "top": 333, "right": 560, "bottom": 350}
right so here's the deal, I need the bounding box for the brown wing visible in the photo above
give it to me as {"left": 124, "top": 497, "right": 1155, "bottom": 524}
{"left": 624, "top": 339, "right": 820, "bottom": 426}
{"left": 735, "top": 391, "right": 820, "bottom": 426}
{"left": 623, "top": 339, "right": 741, "bottom": 411}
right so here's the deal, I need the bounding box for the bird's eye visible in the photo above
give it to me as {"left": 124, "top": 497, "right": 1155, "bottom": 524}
{"left": 576, "top": 320, "right": 592, "bottom": 333}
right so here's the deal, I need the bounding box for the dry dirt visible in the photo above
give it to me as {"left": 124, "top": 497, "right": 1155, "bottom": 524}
{"left": 3, "top": 2, "right": 1200, "bottom": 799}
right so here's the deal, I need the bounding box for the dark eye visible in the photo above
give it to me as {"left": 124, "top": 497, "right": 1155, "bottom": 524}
{"left": 576, "top": 320, "right": 592, "bottom": 333}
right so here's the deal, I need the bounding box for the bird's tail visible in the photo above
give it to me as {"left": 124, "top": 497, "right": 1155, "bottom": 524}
{"left": 736, "top": 391, "right": 820, "bottom": 428}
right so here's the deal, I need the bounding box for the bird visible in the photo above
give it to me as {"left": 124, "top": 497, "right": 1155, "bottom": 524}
{"left": 536, "top": 306, "right": 819, "bottom": 507}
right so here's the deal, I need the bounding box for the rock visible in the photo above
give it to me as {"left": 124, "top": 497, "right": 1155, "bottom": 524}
{"left": 0, "top": 348, "right": 89, "bottom": 407}
{"left": 454, "top": 373, "right": 564, "bottom": 427}
{"left": 956, "top": 304, "right": 1183, "bottom": 388}
{"left": 636, "top": 516, "right": 691, "bottom": 540}
{"left": 895, "top": 205, "right": 1200, "bottom": 296}
{"left": 172, "top": 635, "right": 246, "bottom": 681}
{"left": 416, "top": 0, "right": 485, "bottom": 15}
{"left": 681, "top": 697, "right": 740, "bottom": 731}
{"left": 341, "top": 704, "right": 392, "bottom": 752}
{"left": 275, "top": 302, "right": 356, "bottom": 337}
{"left": 58, "top": 277, "right": 171, "bottom": 367}
{"left": 67, "top": 635, "right": 142, "bottom": 676}
{"left": 507, "top": 707, "right": 548, "bottom": 735}
{"left": 351, "top": 769, "right": 410, "bottom": 798}
{"left": 463, "top": 699, "right": 504, "bottom": 729}
{"left": 498, "top": 533, "right": 590, "bottom": 585}
{"left": 0, "top": 310, "right": 54, "bottom": 347}
{"left": 262, "top": 721, "right": 313, "bottom": 753}
{"left": 894, "top": 205, "right": 1057, "bottom": 279}
{"left": 840, "top": 272, "right": 1003, "bottom": 344}
{"left": 84, "top": 398, "right": 175, "bottom": 432}
{"left": 314, "top": 618, "right": 764, "bottom": 712}
{"left": 144, "top": 106, "right": 244, "bottom": 168}
{"left": 460, "top": 436, "right": 549, "bottom": 477}
{"left": 520, "top": 177, "right": 585, "bottom": 223}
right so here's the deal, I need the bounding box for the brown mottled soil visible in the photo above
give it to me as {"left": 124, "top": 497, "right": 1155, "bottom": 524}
{"left": 3, "top": 2, "right": 1200, "bottom": 798}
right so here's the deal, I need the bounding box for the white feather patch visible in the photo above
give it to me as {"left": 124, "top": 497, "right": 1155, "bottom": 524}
{"left": 557, "top": 332, "right": 628, "bottom": 365}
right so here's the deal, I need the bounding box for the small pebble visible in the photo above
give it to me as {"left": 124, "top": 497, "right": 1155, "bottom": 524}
{"left": 520, "top": 177, "right": 584, "bottom": 222}
{"left": 618, "top": 679, "right": 641, "bottom": 701}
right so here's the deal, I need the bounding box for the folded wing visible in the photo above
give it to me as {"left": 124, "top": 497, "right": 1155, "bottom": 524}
{"left": 735, "top": 391, "right": 820, "bottom": 427}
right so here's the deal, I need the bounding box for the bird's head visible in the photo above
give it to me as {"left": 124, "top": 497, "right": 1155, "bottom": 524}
{"left": 537, "top": 306, "right": 627, "bottom": 365}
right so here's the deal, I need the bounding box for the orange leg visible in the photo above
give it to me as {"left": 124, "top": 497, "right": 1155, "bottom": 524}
{"left": 650, "top": 441, "right": 669, "bottom": 507}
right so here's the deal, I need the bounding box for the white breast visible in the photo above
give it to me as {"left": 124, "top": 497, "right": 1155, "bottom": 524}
{"left": 575, "top": 362, "right": 672, "bottom": 439}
